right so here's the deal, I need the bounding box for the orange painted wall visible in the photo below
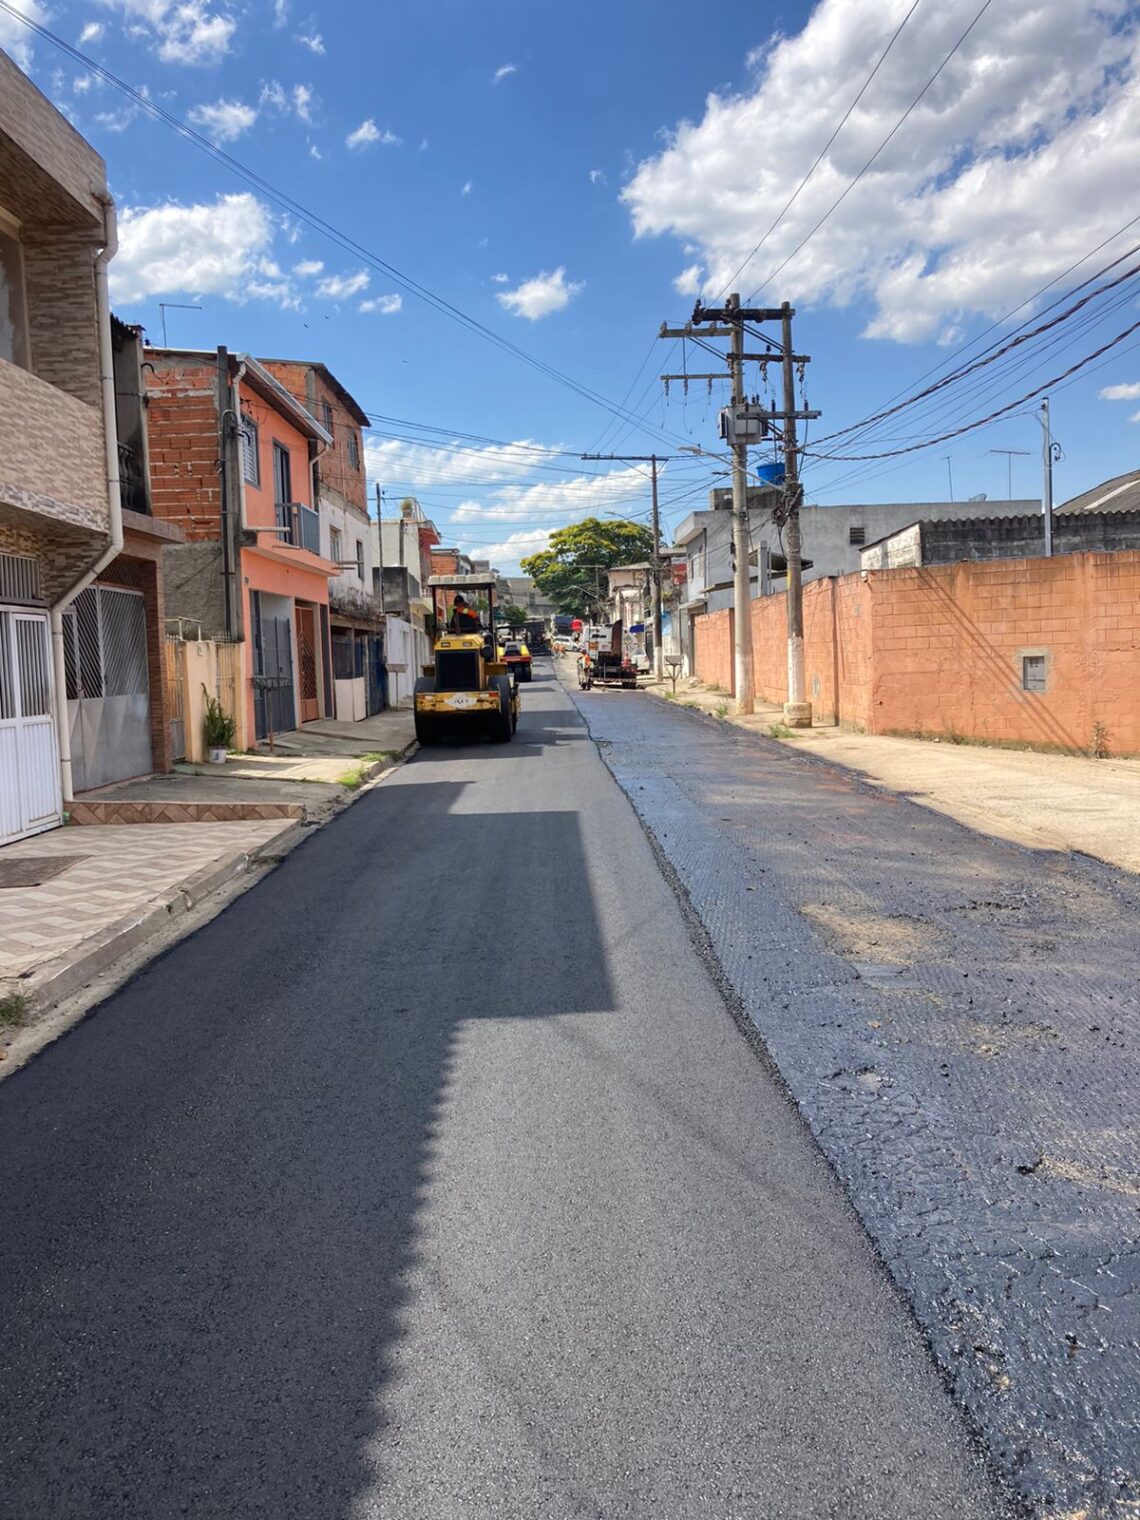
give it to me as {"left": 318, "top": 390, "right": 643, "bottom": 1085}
{"left": 239, "top": 379, "right": 315, "bottom": 533}
{"left": 694, "top": 607, "right": 734, "bottom": 694}
{"left": 692, "top": 552, "right": 1140, "bottom": 755}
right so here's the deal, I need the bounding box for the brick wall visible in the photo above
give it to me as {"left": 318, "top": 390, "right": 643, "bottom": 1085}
{"left": 144, "top": 356, "right": 223, "bottom": 541}
{"left": 692, "top": 551, "right": 1140, "bottom": 755}
{"left": 260, "top": 361, "right": 367, "bottom": 514}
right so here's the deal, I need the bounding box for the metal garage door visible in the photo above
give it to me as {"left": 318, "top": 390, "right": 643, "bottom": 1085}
{"left": 63, "top": 585, "right": 152, "bottom": 792}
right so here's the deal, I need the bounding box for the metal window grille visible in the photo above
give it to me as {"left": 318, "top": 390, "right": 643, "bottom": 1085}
{"left": 355, "top": 540, "right": 365, "bottom": 581}
{"left": 322, "top": 401, "right": 334, "bottom": 435}
{"left": 348, "top": 431, "right": 360, "bottom": 470}
{"left": 1022, "top": 654, "right": 1046, "bottom": 693}
{"left": 848, "top": 525, "right": 865, "bottom": 545}
{"left": 0, "top": 613, "right": 12, "bottom": 719}
{"left": 329, "top": 525, "right": 342, "bottom": 564}
{"left": 0, "top": 553, "right": 40, "bottom": 603}
{"left": 14, "top": 616, "right": 50, "bottom": 716}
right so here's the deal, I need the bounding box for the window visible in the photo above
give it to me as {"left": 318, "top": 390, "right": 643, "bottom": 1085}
{"left": 0, "top": 217, "right": 30, "bottom": 370}
{"left": 240, "top": 417, "right": 260, "bottom": 485}
{"left": 355, "top": 539, "right": 365, "bottom": 581}
{"left": 321, "top": 400, "right": 334, "bottom": 435}
{"left": 848, "top": 525, "right": 866, "bottom": 545}
{"left": 329, "top": 525, "right": 342, "bottom": 565}
{"left": 1022, "top": 654, "right": 1046, "bottom": 693}
{"left": 347, "top": 430, "right": 360, "bottom": 471}
{"left": 273, "top": 441, "right": 292, "bottom": 503}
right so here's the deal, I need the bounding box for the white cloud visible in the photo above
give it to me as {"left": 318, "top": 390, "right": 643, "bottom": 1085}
{"left": 316, "top": 268, "right": 370, "bottom": 299}
{"left": 589, "top": 168, "right": 606, "bottom": 185}
{"left": 308, "top": 143, "right": 322, "bottom": 160}
{"left": 292, "top": 83, "right": 313, "bottom": 121}
{"left": 296, "top": 30, "right": 323, "bottom": 52}
{"left": 73, "top": 72, "right": 96, "bottom": 93}
{"left": 461, "top": 180, "right": 473, "bottom": 197}
{"left": 673, "top": 263, "right": 702, "bottom": 296}
{"left": 0, "top": 0, "right": 47, "bottom": 69}
{"left": 188, "top": 97, "right": 257, "bottom": 142}
{"left": 1100, "top": 382, "right": 1140, "bottom": 401}
{"left": 623, "top": 0, "right": 1140, "bottom": 344}
{"left": 359, "top": 293, "right": 402, "bottom": 314}
{"left": 272, "top": 0, "right": 287, "bottom": 25}
{"left": 79, "top": 19, "right": 105, "bottom": 43}
{"left": 1130, "top": 410, "right": 1140, "bottom": 424}
{"left": 109, "top": 192, "right": 292, "bottom": 306}
{"left": 419, "top": 137, "right": 429, "bottom": 150}
{"left": 492, "top": 62, "right": 516, "bottom": 84}
{"left": 496, "top": 266, "right": 583, "bottom": 320}
{"left": 346, "top": 118, "right": 400, "bottom": 149}
{"left": 490, "top": 272, "right": 509, "bottom": 284}
{"left": 361, "top": 435, "right": 652, "bottom": 571}
{"left": 293, "top": 258, "right": 323, "bottom": 277}
{"left": 97, "top": 0, "right": 236, "bottom": 65}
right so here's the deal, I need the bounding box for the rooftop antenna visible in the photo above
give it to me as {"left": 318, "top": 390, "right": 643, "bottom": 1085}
{"left": 159, "top": 302, "right": 201, "bottom": 346}
{"left": 989, "top": 447, "right": 1030, "bottom": 500}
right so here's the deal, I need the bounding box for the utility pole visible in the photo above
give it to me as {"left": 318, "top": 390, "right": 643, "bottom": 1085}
{"left": 659, "top": 295, "right": 818, "bottom": 720}
{"left": 779, "top": 301, "right": 810, "bottom": 728}
{"left": 374, "top": 482, "right": 386, "bottom": 613}
{"left": 1041, "top": 398, "right": 1054, "bottom": 558}
{"left": 582, "top": 452, "right": 677, "bottom": 680}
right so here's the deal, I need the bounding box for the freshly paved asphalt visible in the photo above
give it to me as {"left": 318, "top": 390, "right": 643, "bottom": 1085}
{"left": 0, "top": 662, "right": 1009, "bottom": 1519}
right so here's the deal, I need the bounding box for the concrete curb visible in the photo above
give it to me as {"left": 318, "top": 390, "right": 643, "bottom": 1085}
{"left": 0, "top": 738, "right": 419, "bottom": 1080}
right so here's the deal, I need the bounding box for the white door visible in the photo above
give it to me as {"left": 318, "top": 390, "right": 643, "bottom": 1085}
{"left": 0, "top": 608, "right": 62, "bottom": 845}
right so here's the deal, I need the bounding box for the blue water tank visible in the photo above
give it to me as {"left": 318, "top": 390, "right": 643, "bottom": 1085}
{"left": 755, "top": 461, "right": 785, "bottom": 488}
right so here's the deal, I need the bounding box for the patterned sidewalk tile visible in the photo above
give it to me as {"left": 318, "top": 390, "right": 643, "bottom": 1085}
{"left": 0, "top": 823, "right": 289, "bottom": 980}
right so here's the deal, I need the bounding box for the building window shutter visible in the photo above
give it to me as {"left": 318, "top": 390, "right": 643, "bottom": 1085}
{"left": 240, "top": 419, "right": 260, "bottom": 485}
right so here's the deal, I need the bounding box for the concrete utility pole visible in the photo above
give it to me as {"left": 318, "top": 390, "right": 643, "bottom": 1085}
{"left": 659, "top": 295, "right": 818, "bottom": 720}
{"left": 779, "top": 301, "right": 811, "bottom": 728}
{"left": 374, "top": 482, "right": 386, "bottom": 613}
{"left": 1041, "top": 398, "right": 1054, "bottom": 558}
{"left": 581, "top": 451, "right": 677, "bottom": 680}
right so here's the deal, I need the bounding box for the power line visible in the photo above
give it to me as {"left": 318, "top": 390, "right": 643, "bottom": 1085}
{"left": 746, "top": 0, "right": 996, "bottom": 302}
{"left": 0, "top": 0, "right": 692, "bottom": 452}
{"left": 804, "top": 316, "right": 1140, "bottom": 463}
{"left": 716, "top": 0, "right": 925, "bottom": 299}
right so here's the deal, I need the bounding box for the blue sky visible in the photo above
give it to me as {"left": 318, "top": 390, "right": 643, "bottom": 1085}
{"left": 6, "top": 0, "right": 1140, "bottom": 569}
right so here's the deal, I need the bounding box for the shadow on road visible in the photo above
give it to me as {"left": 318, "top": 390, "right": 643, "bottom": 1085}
{"left": 0, "top": 778, "right": 611, "bottom": 1517}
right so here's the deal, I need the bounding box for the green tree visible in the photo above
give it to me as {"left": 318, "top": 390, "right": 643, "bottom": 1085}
{"left": 501, "top": 603, "right": 528, "bottom": 629}
{"left": 521, "top": 518, "right": 654, "bottom": 617}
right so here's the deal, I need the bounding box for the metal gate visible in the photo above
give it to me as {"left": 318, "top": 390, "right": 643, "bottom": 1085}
{"left": 252, "top": 596, "right": 295, "bottom": 741}
{"left": 62, "top": 585, "right": 151, "bottom": 792}
{"left": 295, "top": 605, "right": 319, "bottom": 725}
{"left": 367, "top": 633, "right": 387, "bottom": 713}
{"left": 164, "top": 635, "right": 185, "bottom": 761}
{"left": 0, "top": 608, "right": 62, "bottom": 844}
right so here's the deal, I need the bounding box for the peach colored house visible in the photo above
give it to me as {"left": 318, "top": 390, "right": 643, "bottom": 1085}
{"left": 144, "top": 347, "right": 337, "bottom": 743}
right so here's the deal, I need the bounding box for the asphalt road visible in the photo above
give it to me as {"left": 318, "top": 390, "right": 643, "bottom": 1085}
{"left": 0, "top": 661, "right": 1009, "bottom": 1519}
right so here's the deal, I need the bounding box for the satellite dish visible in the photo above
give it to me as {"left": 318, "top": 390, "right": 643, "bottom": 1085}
{"left": 968, "top": 492, "right": 987, "bottom": 502}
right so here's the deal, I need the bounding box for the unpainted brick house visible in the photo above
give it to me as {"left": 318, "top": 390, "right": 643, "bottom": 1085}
{"left": 0, "top": 52, "right": 179, "bottom": 846}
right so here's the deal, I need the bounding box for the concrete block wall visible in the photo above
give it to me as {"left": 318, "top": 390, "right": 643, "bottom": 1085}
{"left": 692, "top": 551, "right": 1140, "bottom": 755}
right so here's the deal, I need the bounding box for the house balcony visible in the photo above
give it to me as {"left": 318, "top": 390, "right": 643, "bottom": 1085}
{"left": 275, "top": 500, "right": 321, "bottom": 555}
{"left": 0, "top": 357, "right": 109, "bottom": 536}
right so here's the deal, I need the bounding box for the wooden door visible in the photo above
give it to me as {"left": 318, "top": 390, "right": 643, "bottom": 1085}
{"left": 294, "top": 605, "right": 319, "bottom": 724}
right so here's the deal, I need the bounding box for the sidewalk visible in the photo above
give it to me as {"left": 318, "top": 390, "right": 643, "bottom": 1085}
{"left": 645, "top": 677, "right": 1140, "bottom": 874}
{"left": 0, "top": 708, "right": 417, "bottom": 1066}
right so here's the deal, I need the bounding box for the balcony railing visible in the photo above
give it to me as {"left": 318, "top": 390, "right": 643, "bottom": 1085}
{"left": 275, "top": 500, "right": 321, "bottom": 555}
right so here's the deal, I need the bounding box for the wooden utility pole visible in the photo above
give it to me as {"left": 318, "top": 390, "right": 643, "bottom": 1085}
{"left": 582, "top": 451, "right": 678, "bottom": 680}
{"left": 659, "top": 296, "right": 818, "bottom": 718}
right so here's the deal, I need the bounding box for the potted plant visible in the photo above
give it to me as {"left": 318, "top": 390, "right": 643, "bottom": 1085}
{"left": 203, "top": 690, "right": 236, "bottom": 764}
